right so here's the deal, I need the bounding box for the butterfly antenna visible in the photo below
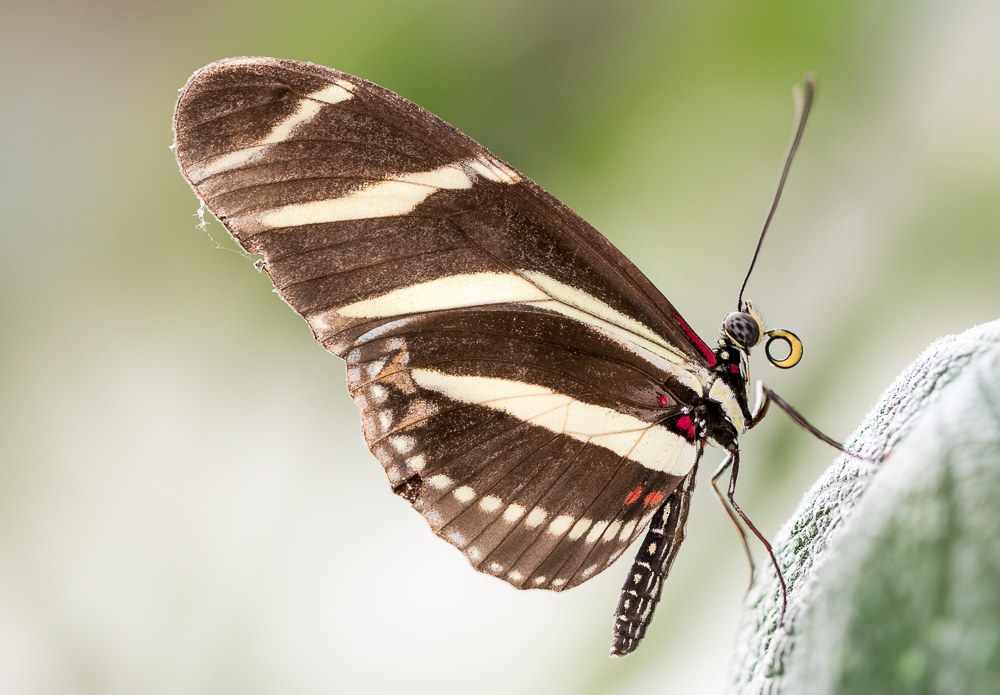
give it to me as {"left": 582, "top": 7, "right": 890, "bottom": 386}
{"left": 736, "top": 74, "right": 816, "bottom": 311}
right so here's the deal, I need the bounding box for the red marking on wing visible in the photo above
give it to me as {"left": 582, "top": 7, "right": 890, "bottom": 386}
{"left": 624, "top": 486, "right": 643, "bottom": 506}
{"left": 676, "top": 414, "right": 696, "bottom": 439}
{"left": 657, "top": 395, "right": 669, "bottom": 407}
{"left": 643, "top": 490, "right": 665, "bottom": 507}
{"left": 673, "top": 313, "right": 717, "bottom": 367}
{"left": 730, "top": 364, "right": 740, "bottom": 373}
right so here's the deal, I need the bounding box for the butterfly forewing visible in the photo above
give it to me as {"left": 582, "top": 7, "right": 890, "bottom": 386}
{"left": 173, "top": 57, "right": 714, "bottom": 592}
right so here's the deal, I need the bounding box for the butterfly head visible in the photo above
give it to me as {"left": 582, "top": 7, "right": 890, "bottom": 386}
{"left": 724, "top": 302, "right": 803, "bottom": 370}
{"left": 723, "top": 304, "right": 764, "bottom": 351}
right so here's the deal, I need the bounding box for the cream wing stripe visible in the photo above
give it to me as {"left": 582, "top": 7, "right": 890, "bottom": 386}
{"left": 189, "top": 81, "right": 354, "bottom": 182}
{"left": 525, "top": 299, "right": 688, "bottom": 369}
{"left": 249, "top": 163, "right": 474, "bottom": 229}
{"left": 410, "top": 369, "right": 696, "bottom": 475}
{"left": 230, "top": 156, "right": 519, "bottom": 231}
{"left": 315, "top": 270, "right": 695, "bottom": 376}
{"left": 339, "top": 273, "right": 549, "bottom": 317}
{"left": 191, "top": 144, "right": 272, "bottom": 182}
{"left": 521, "top": 271, "right": 683, "bottom": 362}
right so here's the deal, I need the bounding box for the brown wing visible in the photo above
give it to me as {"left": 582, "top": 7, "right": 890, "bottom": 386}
{"left": 172, "top": 57, "right": 712, "bottom": 590}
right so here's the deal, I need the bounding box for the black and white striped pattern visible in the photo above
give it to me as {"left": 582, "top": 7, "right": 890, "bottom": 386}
{"left": 173, "top": 57, "right": 751, "bottom": 654}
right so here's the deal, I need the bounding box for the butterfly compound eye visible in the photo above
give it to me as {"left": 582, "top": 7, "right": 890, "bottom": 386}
{"left": 723, "top": 312, "right": 761, "bottom": 349}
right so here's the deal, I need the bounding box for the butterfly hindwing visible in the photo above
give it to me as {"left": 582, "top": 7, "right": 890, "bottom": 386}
{"left": 173, "top": 57, "right": 714, "bottom": 591}
{"left": 346, "top": 307, "right": 704, "bottom": 588}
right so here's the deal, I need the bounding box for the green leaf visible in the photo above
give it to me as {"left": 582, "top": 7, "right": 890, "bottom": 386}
{"left": 729, "top": 319, "right": 1000, "bottom": 695}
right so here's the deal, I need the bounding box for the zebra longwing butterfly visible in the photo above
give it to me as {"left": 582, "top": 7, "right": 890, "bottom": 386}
{"left": 173, "top": 58, "right": 813, "bottom": 656}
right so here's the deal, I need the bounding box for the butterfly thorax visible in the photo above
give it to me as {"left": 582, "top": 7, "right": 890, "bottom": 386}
{"left": 707, "top": 336, "right": 754, "bottom": 436}
{"left": 653, "top": 332, "right": 750, "bottom": 453}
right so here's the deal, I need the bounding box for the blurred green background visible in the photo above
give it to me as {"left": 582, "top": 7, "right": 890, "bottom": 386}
{"left": 1, "top": 0, "right": 998, "bottom": 693}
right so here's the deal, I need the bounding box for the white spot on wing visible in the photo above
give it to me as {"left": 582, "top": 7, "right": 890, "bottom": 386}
{"left": 365, "top": 359, "right": 386, "bottom": 379}
{"left": 619, "top": 520, "right": 638, "bottom": 542}
{"left": 603, "top": 521, "right": 623, "bottom": 543}
{"left": 547, "top": 515, "right": 575, "bottom": 536}
{"left": 406, "top": 455, "right": 426, "bottom": 471}
{"left": 586, "top": 521, "right": 609, "bottom": 543}
{"left": 369, "top": 384, "right": 388, "bottom": 404}
{"left": 508, "top": 570, "right": 523, "bottom": 581}
{"left": 378, "top": 411, "right": 393, "bottom": 432}
{"left": 479, "top": 496, "right": 502, "bottom": 512}
{"left": 569, "top": 518, "right": 592, "bottom": 541}
{"left": 503, "top": 504, "right": 526, "bottom": 523}
{"left": 389, "top": 435, "right": 415, "bottom": 454}
{"left": 453, "top": 486, "right": 475, "bottom": 503}
{"left": 525, "top": 507, "right": 548, "bottom": 529}
{"left": 428, "top": 474, "right": 451, "bottom": 489}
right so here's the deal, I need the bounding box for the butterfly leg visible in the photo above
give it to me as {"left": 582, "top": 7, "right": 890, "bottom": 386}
{"left": 716, "top": 445, "right": 789, "bottom": 623}
{"left": 710, "top": 453, "right": 756, "bottom": 590}
{"left": 750, "top": 381, "right": 877, "bottom": 460}
{"left": 610, "top": 468, "right": 698, "bottom": 657}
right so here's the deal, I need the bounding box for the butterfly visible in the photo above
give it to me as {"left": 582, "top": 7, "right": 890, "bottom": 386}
{"left": 173, "top": 58, "right": 815, "bottom": 656}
